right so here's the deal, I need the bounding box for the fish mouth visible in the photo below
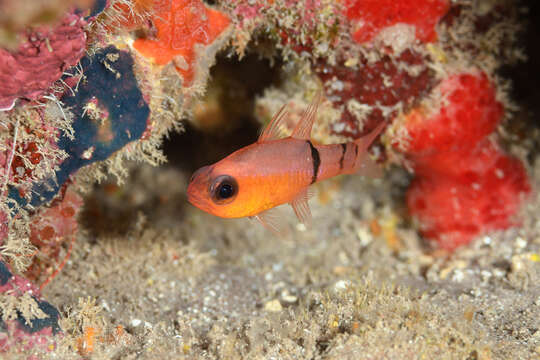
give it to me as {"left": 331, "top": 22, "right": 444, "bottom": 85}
{"left": 186, "top": 181, "right": 209, "bottom": 211}
{"left": 187, "top": 165, "right": 212, "bottom": 209}
{"left": 186, "top": 184, "right": 202, "bottom": 206}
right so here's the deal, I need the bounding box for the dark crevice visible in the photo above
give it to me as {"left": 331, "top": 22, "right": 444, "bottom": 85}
{"left": 163, "top": 52, "right": 282, "bottom": 174}
{"left": 497, "top": 1, "right": 540, "bottom": 164}
{"left": 498, "top": 2, "right": 540, "bottom": 125}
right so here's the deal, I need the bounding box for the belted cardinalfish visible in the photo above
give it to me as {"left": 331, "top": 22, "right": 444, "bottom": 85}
{"left": 187, "top": 92, "right": 385, "bottom": 233}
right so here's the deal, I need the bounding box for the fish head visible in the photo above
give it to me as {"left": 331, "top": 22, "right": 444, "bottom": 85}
{"left": 187, "top": 163, "right": 245, "bottom": 218}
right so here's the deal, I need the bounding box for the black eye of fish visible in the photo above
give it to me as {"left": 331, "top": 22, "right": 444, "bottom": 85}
{"left": 211, "top": 175, "right": 238, "bottom": 203}
{"left": 218, "top": 183, "right": 234, "bottom": 199}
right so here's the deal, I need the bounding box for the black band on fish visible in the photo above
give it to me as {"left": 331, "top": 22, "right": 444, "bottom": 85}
{"left": 354, "top": 143, "right": 359, "bottom": 159}
{"left": 307, "top": 140, "right": 320, "bottom": 184}
{"left": 339, "top": 143, "right": 346, "bottom": 170}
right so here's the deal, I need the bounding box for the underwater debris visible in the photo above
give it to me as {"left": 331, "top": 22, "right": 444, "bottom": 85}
{"left": 133, "top": 0, "right": 231, "bottom": 86}
{"left": 399, "top": 72, "right": 531, "bottom": 250}
{"left": 0, "top": 12, "right": 87, "bottom": 111}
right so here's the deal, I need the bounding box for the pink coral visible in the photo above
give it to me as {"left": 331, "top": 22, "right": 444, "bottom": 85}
{"left": 0, "top": 12, "right": 87, "bottom": 110}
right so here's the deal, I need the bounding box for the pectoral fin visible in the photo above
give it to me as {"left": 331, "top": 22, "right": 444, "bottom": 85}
{"left": 251, "top": 208, "right": 290, "bottom": 236}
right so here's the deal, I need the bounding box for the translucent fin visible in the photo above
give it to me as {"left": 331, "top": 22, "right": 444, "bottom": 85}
{"left": 306, "top": 186, "right": 316, "bottom": 200}
{"left": 351, "top": 122, "right": 387, "bottom": 178}
{"left": 355, "top": 121, "right": 387, "bottom": 152}
{"left": 251, "top": 207, "right": 290, "bottom": 236}
{"left": 291, "top": 90, "right": 322, "bottom": 140}
{"left": 355, "top": 153, "right": 384, "bottom": 178}
{"left": 289, "top": 188, "right": 312, "bottom": 227}
{"left": 258, "top": 104, "right": 289, "bottom": 142}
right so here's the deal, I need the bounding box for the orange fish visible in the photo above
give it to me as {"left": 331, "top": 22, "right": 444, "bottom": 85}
{"left": 187, "top": 93, "right": 385, "bottom": 233}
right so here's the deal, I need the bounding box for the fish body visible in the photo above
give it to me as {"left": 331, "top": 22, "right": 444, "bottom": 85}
{"left": 187, "top": 93, "right": 385, "bottom": 231}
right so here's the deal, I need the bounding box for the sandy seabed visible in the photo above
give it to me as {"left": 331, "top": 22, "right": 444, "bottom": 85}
{"left": 33, "top": 150, "right": 540, "bottom": 359}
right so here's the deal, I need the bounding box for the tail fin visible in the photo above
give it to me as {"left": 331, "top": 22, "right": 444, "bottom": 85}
{"left": 351, "top": 122, "right": 386, "bottom": 178}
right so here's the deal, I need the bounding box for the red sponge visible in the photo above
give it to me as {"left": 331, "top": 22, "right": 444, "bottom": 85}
{"left": 344, "top": 0, "right": 450, "bottom": 44}
{"left": 133, "top": 0, "right": 230, "bottom": 86}
{"left": 401, "top": 72, "right": 530, "bottom": 250}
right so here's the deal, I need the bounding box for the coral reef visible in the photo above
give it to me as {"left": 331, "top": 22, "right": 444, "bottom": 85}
{"left": 252, "top": 0, "right": 530, "bottom": 249}
{"left": 6, "top": 45, "right": 150, "bottom": 209}
{"left": 0, "top": 0, "right": 537, "bottom": 356}
{"left": 314, "top": 49, "right": 434, "bottom": 138}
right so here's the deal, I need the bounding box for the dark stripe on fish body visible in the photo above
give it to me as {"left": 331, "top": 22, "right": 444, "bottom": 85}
{"left": 307, "top": 140, "right": 320, "bottom": 184}
{"left": 354, "top": 143, "right": 359, "bottom": 159}
{"left": 339, "top": 143, "right": 347, "bottom": 169}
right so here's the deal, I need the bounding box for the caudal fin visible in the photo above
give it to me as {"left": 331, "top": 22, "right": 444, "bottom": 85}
{"left": 351, "top": 122, "right": 387, "bottom": 178}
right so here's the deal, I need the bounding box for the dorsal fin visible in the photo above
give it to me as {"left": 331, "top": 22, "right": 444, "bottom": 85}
{"left": 291, "top": 90, "right": 322, "bottom": 140}
{"left": 258, "top": 104, "right": 289, "bottom": 142}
